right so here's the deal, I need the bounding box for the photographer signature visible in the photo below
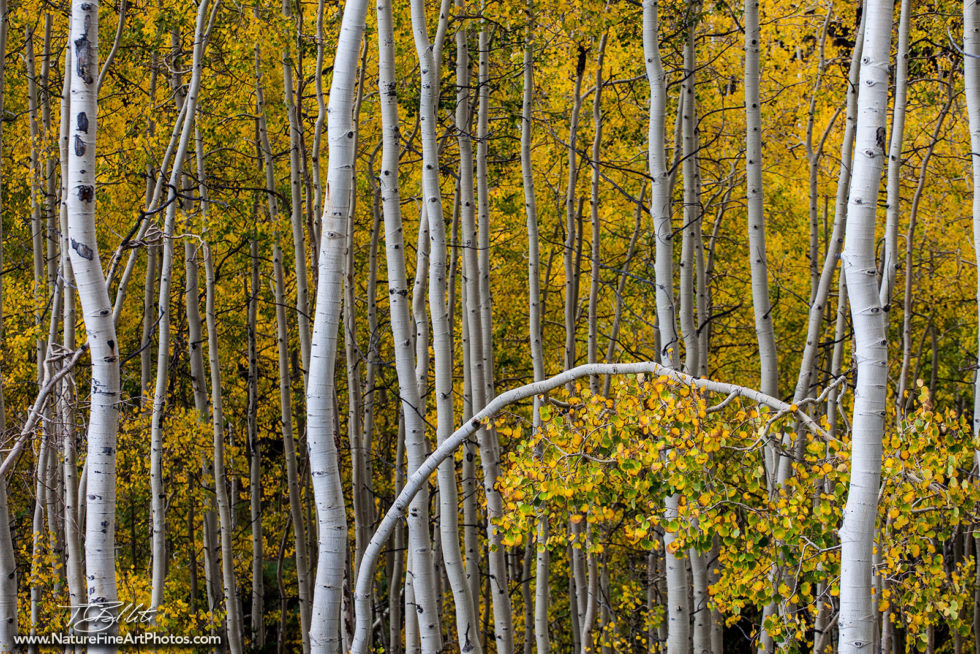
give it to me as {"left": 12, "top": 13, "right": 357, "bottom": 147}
{"left": 61, "top": 602, "right": 157, "bottom": 633}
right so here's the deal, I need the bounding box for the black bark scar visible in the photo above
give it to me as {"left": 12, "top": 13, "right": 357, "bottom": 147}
{"left": 71, "top": 238, "right": 94, "bottom": 260}
{"left": 74, "top": 14, "right": 94, "bottom": 85}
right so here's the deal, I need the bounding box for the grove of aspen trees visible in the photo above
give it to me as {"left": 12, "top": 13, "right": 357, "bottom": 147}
{"left": 1, "top": 0, "right": 979, "bottom": 651}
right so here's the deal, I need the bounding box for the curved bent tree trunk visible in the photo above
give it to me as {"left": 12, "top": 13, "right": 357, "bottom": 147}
{"left": 837, "top": 1, "right": 893, "bottom": 652}
{"left": 306, "top": 0, "right": 369, "bottom": 649}
{"left": 67, "top": 0, "right": 122, "bottom": 640}
{"left": 352, "top": 361, "right": 826, "bottom": 654}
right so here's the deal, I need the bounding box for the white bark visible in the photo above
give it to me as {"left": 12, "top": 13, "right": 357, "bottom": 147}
{"left": 587, "top": 36, "right": 608, "bottom": 395}
{"left": 0, "top": 477, "right": 13, "bottom": 650}
{"left": 306, "top": 0, "right": 369, "bottom": 648}
{"left": 967, "top": 0, "right": 980, "bottom": 448}
{"left": 60, "top": 49, "right": 84, "bottom": 606}
{"left": 66, "top": 0, "right": 122, "bottom": 640}
{"left": 274, "top": 242, "right": 313, "bottom": 651}
{"left": 284, "top": 58, "right": 312, "bottom": 382}
{"left": 247, "top": 237, "right": 264, "bottom": 648}
{"left": 745, "top": 0, "right": 778, "bottom": 398}
{"left": 203, "top": 247, "right": 243, "bottom": 654}
{"left": 644, "top": 3, "right": 691, "bottom": 652}
{"left": 837, "top": 1, "right": 893, "bottom": 651}
{"left": 879, "top": 0, "right": 911, "bottom": 308}
{"left": 520, "top": 17, "right": 551, "bottom": 654}
{"left": 375, "top": 0, "right": 478, "bottom": 649}
{"left": 148, "top": 0, "right": 211, "bottom": 611}
{"left": 458, "top": 10, "right": 513, "bottom": 647}
{"left": 679, "top": 9, "right": 700, "bottom": 378}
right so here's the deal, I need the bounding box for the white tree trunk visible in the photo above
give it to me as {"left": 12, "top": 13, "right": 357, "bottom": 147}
{"left": 306, "top": 0, "right": 369, "bottom": 648}
{"left": 148, "top": 0, "right": 211, "bottom": 611}
{"left": 375, "top": 0, "right": 478, "bottom": 649}
{"left": 837, "top": 1, "right": 893, "bottom": 651}
{"left": 284, "top": 58, "right": 312, "bottom": 382}
{"left": 203, "top": 247, "right": 244, "bottom": 654}
{"left": 967, "top": 0, "right": 980, "bottom": 449}
{"left": 520, "top": 17, "right": 551, "bottom": 654}
{"left": 744, "top": 0, "right": 778, "bottom": 399}
{"left": 66, "top": 0, "right": 122, "bottom": 641}
{"left": 644, "top": 3, "right": 691, "bottom": 652}
{"left": 246, "top": 237, "right": 264, "bottom": 649}
{"left": 879, "top": 0, "right": 911, "bottom": 308}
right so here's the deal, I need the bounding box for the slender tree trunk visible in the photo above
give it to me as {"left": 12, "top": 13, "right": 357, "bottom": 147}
{"left": 744, "top": 0, "right": 778, "bottom": 400}
{"left": 521, "top": 13, "right": 552, "bottom": 653}
{"left": 306, "top": 0, "right": 370, "bottom": 647}
{"left": 284, "top": 57, "right": 312, "bottom": 382}
{"left": 587, "top": 35, "right": 608, "bottom": 395}
{"left": 643, "top": 3, "right": 691, "bottom": 652}
{"left": 274, "top": 242, "right": 313, "bottom": 652}
{"left": 679, "top": 6, "right": 700, "bottom": 378}
{"left": 203, "top": 248, "right": 244, "bottom": 654}
{"left": 967, "top": 0, "right": 980, "bottom": 452}
{"left": 60, "top": 49, "right": 84, "bottom": 606}
{"left": 148, "top": 0, "right": 211, "bottom": 610}
{"left": 67, "top": 0, "right": 122, "bottom": 640}
{"left": 565, "top": 48, "right": 586, "bottom": 382}
{"left": 247, "top": 236, "right": 264, "bottom": 649}
{"left": 879, "top": 0, "right": 911, "bottom": 308}
{"left": 837, "top": 1, "right": 893, "bottom": 651}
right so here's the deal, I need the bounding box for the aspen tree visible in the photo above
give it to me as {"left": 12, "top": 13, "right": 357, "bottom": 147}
{"left": 744, "top": 0, "right": 778, "bottom": 400}
{"left": 203, "top": 247, "right": 243, "bottom": 654}
{"left": 643, "top": 2, "right": 692, "bottom": 652}
{"left": 879, "top": 0, "right": 911, "bottom": 309}
{"left": 257, "top": 51, "right": 313, "bottom": 652}
{"left": 284, "top": 56, "right": 311, "bottom": 381}
{"left": 305, "top": 0, "right": 370, "bottom": 647}
{"left": 587, "top": 35, "right": 608, "bottom": 396}
{"left": 66, "top": 0, "right": 122, "bottom": 636}
{"left": 148, "top": 0, "right": 212, "bottom": 610}
{"left": 246, "top": 236, "right": 264, "bottom": 648}
{"left": 679, "top": 5, "right": 700, "bottom": 378}
{"left": 837, "top": 1, "right": 893, "bottom": 650}
{"left": 463, "top": 9, "right": 514, "bottom": 643}
{"left": 967, "top": 0, "right": 980, "bottom": 451}
{"left": 57, "top": 44, "right": 84, "bottom": 612}
{"left": 375, "top": 0, "right": 479, "bottom": 648}
{"left": 520, "top": 10, "right": 551, "bottom": 652}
